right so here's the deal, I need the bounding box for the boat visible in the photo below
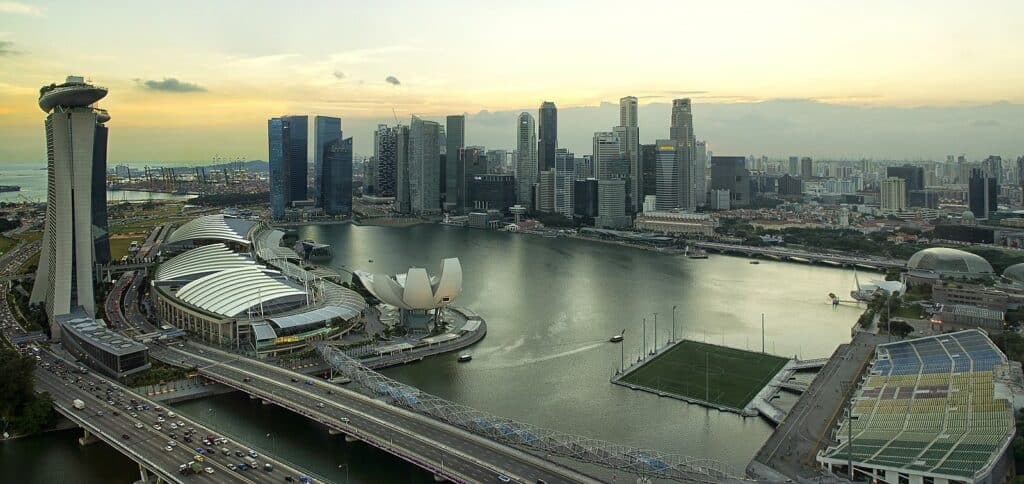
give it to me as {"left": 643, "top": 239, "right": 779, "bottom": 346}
{"left": 457, "top": 354, "right": 472, "bottom": 362}
{"left": 687, "top": 248, "right": 709, "bottom": 259}
{"left": 0, "top": 185, "right": 21, "bottom": 192}
{"left": 609, "top": 329, "right": 625, "bottom": 343}
{"left": 749, "top": 260, "right": 760, "bottom": 265}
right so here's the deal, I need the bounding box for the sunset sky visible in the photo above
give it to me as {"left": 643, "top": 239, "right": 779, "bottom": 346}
{"left": 1, "top": 0, "right": 1022, "bottom": 162}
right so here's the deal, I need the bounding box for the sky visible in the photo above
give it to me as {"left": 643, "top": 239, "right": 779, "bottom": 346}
{"left": 0, "top": 0, "right": 1022, "bottom": 163}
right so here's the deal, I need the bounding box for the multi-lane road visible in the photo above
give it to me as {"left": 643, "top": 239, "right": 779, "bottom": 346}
{"left": 155, "top": 342, "right": 600, "bottom": 484}
{"left": 32, "top": 348, "right": 321, "bottom": 483}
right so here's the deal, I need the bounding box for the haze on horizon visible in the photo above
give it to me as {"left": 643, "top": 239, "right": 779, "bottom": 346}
{"left": 0, "top": 0, "right": 1022, "bottom": 163}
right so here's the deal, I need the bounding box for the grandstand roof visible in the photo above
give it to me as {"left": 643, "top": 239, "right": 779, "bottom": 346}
{"left": 175, "top": 266, "right": 307, "bottom": 317}
{"left": 819, "top": 330, "right": 1015, "bottom": 481}
{"left": 165, "top": 214, "right": 256, "bottom": 246}
{"left": 154, "top": 243, "right": 259, "bottom": 283}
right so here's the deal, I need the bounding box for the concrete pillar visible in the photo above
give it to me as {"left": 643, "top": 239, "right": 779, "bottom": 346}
{"left": 328, "top": 429, "right": 343, "bottom": 436}
{"left": 261, "top": 399, "right": 272, "bottom": 405}
{"left": 433, "top": 474, "right": 446, "bottom": 482}
{"left": 344, "top": 434, "right": 358, "bottom": 443}
{"left": 78, "top": 429, "right": 99, "bottom": 446}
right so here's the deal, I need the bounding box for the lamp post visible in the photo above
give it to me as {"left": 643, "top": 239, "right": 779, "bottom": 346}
{"left": 642, "top": 317, "right": 647, "bottom": 358}
{"left": 671, "top": 305, "right": 677, "bottom": 343}
{"left": 652, "top": 312, "right": 658, "bottom": 354}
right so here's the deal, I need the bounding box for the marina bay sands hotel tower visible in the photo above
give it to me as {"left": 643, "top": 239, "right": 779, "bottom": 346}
{"left": 31, "top": 76, "right": 111, "bottom": 338}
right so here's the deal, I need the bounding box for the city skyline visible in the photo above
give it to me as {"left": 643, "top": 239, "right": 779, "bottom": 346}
{"left": 1, "top": 1, "right": 1023, "bottom": 161}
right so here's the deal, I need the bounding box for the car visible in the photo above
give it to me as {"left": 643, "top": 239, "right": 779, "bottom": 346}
{"left": 498, "top": 475, "right": 511, "bottom": 482}
{"left": 170, "top": 423, "right": 177, "bottom": 430}
{"left": 227, "top": 464, "right": 236, "bottom": 471}
{"left": 316, "top": 402, "right": 324, "bottom": 408}
{"left": 204, "top": 467, "right": 214, "bottom": 474}
{"left": 339, "top": 417, "right": 350, "bottom": 423}
{"left": 130, "top": 412, "right": 137, "bottom": 418}
{"left": 195, "top": 448, "right": 205, "bottom": 454}
{"left": 249, "top": 450, "right": 258, "bottom": 458}
{"left": 236, "top": 450, "right": 245, "bottom": 457}
{"left": 242, "top": 377, "right": 251, "bottom": 382}
{"left": 135, "top": 422, "right": 144, "bottom": 429}
{"left": 169, "top": 441, "right": 178, "bottom": 447}
{"left": 237, "top": 464, "right": 248, "bottom": 471}
{"left": 154, "top": 425, "right": 162, "bottom": 431}
{"left": 121, "top": 433, "right": 130, "bottom": 440}
{"left": 285, "top": 477, "right": 294, "bottom": 482}
{"left": 112, "top": 411, "right": 120, "bottom": 416}
{"left": 165, "top": 446, "right": 173, "bottom": 452}
{"left": 96, "top": 411, "right": 104, "bottom": 416}
{"left": 304, "top": 380, "right": 313, "bottom": 385}
{"left": 290, "top": 378, "right": 299, "bottom": 383}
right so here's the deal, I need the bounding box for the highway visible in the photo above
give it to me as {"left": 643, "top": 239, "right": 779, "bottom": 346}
{"left": 694, "top": 241, "right": 906, "bottom": 268}
{"left": 154, "top": 342, "right": 600, "bottom": 484}
{"left": 31, "top": 349, "right": 321, "bottom": 483}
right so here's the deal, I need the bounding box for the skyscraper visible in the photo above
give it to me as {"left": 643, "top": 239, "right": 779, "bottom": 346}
{"left": 886, "top": 165, "right": 925, "bottom": 193}
{"left": 669, "top": 99, "right": 696, "bottom": 210}
{"left": 800, "top": 157, "right": 814, "bottom": 179}
{"left": 640, "top": 144, "right": 658, "bottom": 201}
{"left": 554, "top": 148, "right": 575, "bottom": 218}
{"left": 409, "top": 116, "right": 442, "bottom": 214}
{"left": 788, "top": 156, "right": 799, "bottom": 176}
{"left": 694, "top": 140, "right": 708, "bottom": 207}
{"left": 968, "top": 168, "right": 998, "bottom": 219}
{"left": 268, "top": 115, "right": 308, "bottom": 217}
{"left": 515, "top": 113, "right": 538, "bottom": 210}
{"left": 592, "top": 132, "right": 623, "bottom": 180}
{"left": 395, "top": 125, "right": 412, "bottom": 213}
{"left": 617, "top": 96, "right": 641, "bottom": 213}
{"left": 654, "top": 140, "right": 680, "bottom": 210}
{"left": 445, "top": 115, "right": 465, "bottom": 211}
{"left": 710, "top": 156, "right": 751, "bottom": 208}
{"left": 372, "top": 124, "right": 398, "bottom": 197}
{"left": 321, "top": 136, "right": 353, "bottom": 215}
{"left": 538, "top": 101, "right": 557, "bottom": 172}
{"left": 880, "top": 177, "right": 907, "bottom": 213}
{"left": 313, "top": 116, "right": 341, "bottom": 205}
{"left": 32, "top": 76, "right": 112, "bottom": 335}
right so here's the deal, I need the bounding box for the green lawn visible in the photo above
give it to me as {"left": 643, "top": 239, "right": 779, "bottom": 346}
{"left": 109, "top": 237, "right": 140, "bottom": 261}
{"left": 0, "top": 235, "right": 18, "bottom": 257}
{"left": 620, "top": 340, "right": 788, "bottom": 410}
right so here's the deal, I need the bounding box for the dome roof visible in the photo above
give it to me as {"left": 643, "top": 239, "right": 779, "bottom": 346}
{"left": 1003, "top": 263, "right": 1024, "bottom": 285}
{"left": 907, "top": 248, "right": 993, "bottom": 276}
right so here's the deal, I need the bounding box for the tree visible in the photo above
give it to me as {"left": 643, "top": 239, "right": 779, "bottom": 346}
{"left": 887, "top": 320, "right": 914, "bottom": 338}
{"left": 0, "top": 349, "right": 53, "bottom": 436}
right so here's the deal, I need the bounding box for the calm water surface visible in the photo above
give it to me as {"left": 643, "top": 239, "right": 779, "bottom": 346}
{"left": 1, "top": 223, "right": 869, "bottom": 483}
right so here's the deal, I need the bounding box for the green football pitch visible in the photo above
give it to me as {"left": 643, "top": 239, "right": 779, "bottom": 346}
{"left": 620, "top": 340, "right": 788, "bottom": 410}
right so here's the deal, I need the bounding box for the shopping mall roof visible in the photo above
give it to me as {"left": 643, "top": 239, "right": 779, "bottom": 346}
{"left": 818, "top": 330, "right": 1016, "bottom": 481}
{"left": 165, "top": 214, "right": 257, "bottom": 246}
{"left": 57, "top": 310, "right": 148, "bottom": 356}
{"left": 154, "top": 243, "right": 259, "bottom": 283}
{"left": 175, "top": 266, "right": 307, "bottom": 318}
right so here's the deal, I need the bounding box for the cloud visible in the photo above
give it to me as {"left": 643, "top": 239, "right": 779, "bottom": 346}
{"left": 333, "top": 70, "right": 346, "bottom": 80}
{"left": 971, "top": 119, "right": 1000, "bottom": 128}
{"left": 0, "top": 2, "right": 42, "bottom": 16}
{"left": 385, "top": 75, "right": 401, "bottom": 86}
{"left": 0, "top": 40, "right": 16, "bottom": 56}
{"left": 138, "top": 78, "right": 207, "bottom": 93}
{"left": 663, "top": 90, "right": 710, "bottom": 96}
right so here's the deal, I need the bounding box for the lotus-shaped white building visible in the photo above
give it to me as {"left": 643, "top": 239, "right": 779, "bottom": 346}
{"left": 356, "top": 258, "right": 462, "bottom": 330}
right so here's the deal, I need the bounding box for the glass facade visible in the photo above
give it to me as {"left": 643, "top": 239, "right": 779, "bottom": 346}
{"left": 322, "top": 137, "right": 353, "bottom": 215}
{"left": 268, "top": 118, "right": 285, "bottom": 218}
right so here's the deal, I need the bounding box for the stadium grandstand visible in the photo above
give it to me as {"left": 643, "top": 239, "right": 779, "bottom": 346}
{"left": 818, "top": 330, "right": 1021, "bottom": 483}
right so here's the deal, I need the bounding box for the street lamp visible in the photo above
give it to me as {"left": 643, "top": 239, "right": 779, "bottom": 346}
{"left": 671, "top": 305, "right": 677, "bottom": 343}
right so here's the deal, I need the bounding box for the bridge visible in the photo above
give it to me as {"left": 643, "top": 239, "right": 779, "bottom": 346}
{"left": 317, "top": 344, "right": 740, "bottom": 483}
{"left": 694, "top": 241, "right": 906, "bottom": 269}
{"left": 153, "top": 342, "right": 615, "bottom": 484}
{"left": 32, "top": 349, "right": 320, "bottom": 484}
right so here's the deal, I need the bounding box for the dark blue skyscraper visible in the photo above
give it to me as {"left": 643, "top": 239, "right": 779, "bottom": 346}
{"left": 268, "top": 115, "right": 308, "bottom": 218}
{"left": 268, "top": 117, "right": 285, "bottom": 218}
{"left": 322, "top": 137, "right": 353, "bottom": 216}
{"left": 538, "top": 101, "right": 557, "bottom": 172}
{"left": 313, "top": 116, "right": 342, "bottom": 204}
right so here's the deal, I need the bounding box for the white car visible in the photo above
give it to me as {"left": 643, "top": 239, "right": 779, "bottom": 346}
{"left": 204, "top": 467, "right": 214, "bottom": 474}
{"left": 164, "top": 446, "right": 173, "bottom": 452}
{"left": 135, "top": 422, "right": 143, "bottom": 429}
{"left": 249, "top": 450, "right": 258, "bottom": 458}
{"left": 154, "top": 425, "right": 162, "bottom": 431}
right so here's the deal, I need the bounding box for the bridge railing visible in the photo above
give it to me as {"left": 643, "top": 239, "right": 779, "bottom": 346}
{"left": 316, "top": 344, "right": 740, "bottom": 482}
